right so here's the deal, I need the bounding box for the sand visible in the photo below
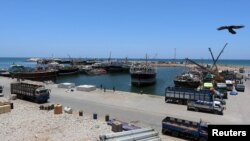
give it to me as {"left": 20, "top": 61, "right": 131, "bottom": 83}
{"left": 0, "top": 99, "right": 111, "bottom": 141}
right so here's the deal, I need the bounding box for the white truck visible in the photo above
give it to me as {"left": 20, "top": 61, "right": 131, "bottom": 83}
{"left": 187, "top": 100, "right": 224, "bottom": 115}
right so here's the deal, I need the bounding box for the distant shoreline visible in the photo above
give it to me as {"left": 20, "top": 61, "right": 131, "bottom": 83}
{"left": 155, "top": 63, "right": 250, "bottom": 71}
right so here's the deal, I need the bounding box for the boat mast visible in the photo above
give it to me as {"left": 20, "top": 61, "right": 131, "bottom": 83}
{"left": 174, "top": 48, "right": 176, "bottom": 63}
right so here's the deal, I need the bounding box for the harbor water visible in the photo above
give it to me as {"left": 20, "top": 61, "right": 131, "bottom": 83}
{"left": 1, "top": 57, "right": 250, "bottom": 96}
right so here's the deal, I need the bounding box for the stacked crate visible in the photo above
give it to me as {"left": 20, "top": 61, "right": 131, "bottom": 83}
{"left": 0, "top": 98, "right": 11, "bottom": 114}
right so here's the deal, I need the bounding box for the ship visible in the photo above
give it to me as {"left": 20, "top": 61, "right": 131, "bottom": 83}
{"left": 174, "top": 70, "right": 202, "bottom": 89}
{"left": 57, "top": 66, "right": 79, "bottom": 76}
{"left": 130, "top": 62, "right": 157, "bottom": 86}
{"left": 8, "top": 64, "right": 57, "bottom": 82}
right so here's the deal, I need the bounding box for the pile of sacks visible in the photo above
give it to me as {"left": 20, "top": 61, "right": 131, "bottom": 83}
{"left": 39, "top": 104, "right": 55, "bottom": 111}
{"left": 0, "top": 97, "right": 11, "bottom": 114}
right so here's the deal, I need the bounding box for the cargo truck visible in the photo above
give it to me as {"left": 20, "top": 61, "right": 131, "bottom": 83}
{"left": 165, "top": 87, "right": 226, "bottom": 105}
{"left": 215, "top": 83, "right": 228, "bottom": 99}
{"left": 0, "top": 85, "right": 3, "bottom": 93}
{"left": 162, "top": 116, "right": 208, "bottom": 141}
{"left": 11, "top": 82, "right": 50, "bottom": 103}
{"left": 0, "top": 85, "right": 3, "bottom": 97}
{"left": 187, "top": 100, "right": 224, "bottom": 115}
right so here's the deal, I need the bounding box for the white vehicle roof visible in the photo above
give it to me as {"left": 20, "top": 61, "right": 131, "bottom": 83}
{"left": 214, "top": 101, "right": 221, "bottom": 105}
{"left": 225, "top": 80, "right": 233, "bottom": 84}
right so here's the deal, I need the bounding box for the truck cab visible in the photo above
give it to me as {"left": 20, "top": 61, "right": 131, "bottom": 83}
{"left": 35, "top": 87, "right": 50, "bottom": 95}
{"left": 35, "top": 87, "right": 50, "bottom": 102}
{"left": 215, "top": 83, "right": 228, "bottom": 99}
{"left": 225, "top": 80, "right": 233, "bottom": 91}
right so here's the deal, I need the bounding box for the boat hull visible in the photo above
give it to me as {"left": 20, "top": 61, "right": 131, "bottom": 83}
{"left": 174, "top": 80, "right": 201, "bottom": 88}
{"left": 11, "top": 71, "right": 57, "bottom": 82}
{"left": 58, "top": 68, "right": 79, "bottom": 76}
{"left": 131, "top": 73, "right": 156, "bottom": 86}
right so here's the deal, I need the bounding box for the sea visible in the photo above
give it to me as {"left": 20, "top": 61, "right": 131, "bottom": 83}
{"left": 0, "top": 57, "right": 249, "bottom": 96}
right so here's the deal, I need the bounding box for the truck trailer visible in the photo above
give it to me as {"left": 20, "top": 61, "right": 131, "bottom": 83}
{"left": 11, "top": 82, "right": 50, "bottom": 103}
{"left": 187, "top": 100, "right": 224, "bottom": 115}
{"left": 162, "top": 116, "right": 208, "bottom": 141}
{"left": 165, "top": 87, "right": 213, "bottom": 105}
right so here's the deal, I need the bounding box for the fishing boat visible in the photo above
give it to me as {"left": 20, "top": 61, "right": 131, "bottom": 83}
{"left": 174, "top": 70, "right": 202, "bottom": 88}
{"left": 57, "top": 66, "right": 79, "bottom": 76}
{"left": 130, "top": 61, "right": 157, "bottom": 86}
{"left": 85, "top": 68, "right": 107, "bottom": 75}
{"left": 26, "top": 57, "right": 41, "bottom": 62}
{"left": 8, "top": 65, "right": 57, "bottom": 82}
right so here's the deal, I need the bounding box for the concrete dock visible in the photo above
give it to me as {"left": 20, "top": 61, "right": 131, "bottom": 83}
{"left": 1, "top": 75, "right": 250, "bottom": 141}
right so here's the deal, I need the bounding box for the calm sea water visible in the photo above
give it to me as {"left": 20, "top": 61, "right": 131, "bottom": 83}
{"left": 56, "top": 67, "right": 185, "bottom": 96}
{"left": 1, "top": 57, "right": 249, "bottom": 96}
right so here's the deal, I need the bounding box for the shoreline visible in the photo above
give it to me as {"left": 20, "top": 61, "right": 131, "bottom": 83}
{"left": 155, "top": 63, "right": 250, "bottom": 71}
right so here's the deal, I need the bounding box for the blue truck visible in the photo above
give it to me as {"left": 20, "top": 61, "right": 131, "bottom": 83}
{"left": 162, "top": 116, "right": 208, "bottom": 141}
{"left": 11, "top": 82, "right": 50, "bottom": 103}
{"left": 0, "top": 85, "right": 3, "bottom": 93}
{"left": 165, "top": 87, "right": 225, "bottom": 105}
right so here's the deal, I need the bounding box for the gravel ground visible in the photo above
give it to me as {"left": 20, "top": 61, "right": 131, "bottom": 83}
{"left": 0, "top": 100, "right": 111, "bottom": 141}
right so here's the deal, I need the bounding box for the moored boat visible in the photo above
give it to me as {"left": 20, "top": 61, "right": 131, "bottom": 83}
{"left": 130, "top": 62, "right": 157, "bottom": 87}
{"left": 174, "top": 70, "right": 202, "bottom": 88}
{"left": 57, "top": 66, "right": 79, "bottom": 76}
{"left": 8, "top": 65, "right": 57, "bottom": 82}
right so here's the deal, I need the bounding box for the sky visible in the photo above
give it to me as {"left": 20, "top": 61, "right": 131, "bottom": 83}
{"left": 0, "top": 0, "right": 249, "bottom": 59}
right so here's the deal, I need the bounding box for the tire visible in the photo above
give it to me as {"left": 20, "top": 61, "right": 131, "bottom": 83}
{"left": 187, "top": 106, "right": 191, "bottom": 111}
{"left": 199, "top": 137, "right": 206, "bottom": 141}
{"left": 214, "top": 110, "right": 218, "bottom": 115}
{"left": 195, "top": 108, "right": 199, "bottom": 112}
{"left": 162, "top": 129, "right": 166, "bottom": 134}
{"left": 172, "top": 131, "right": 179, "bottom": 137}
{"left": 165, "top": 98, "right": 168, "bottom": 103}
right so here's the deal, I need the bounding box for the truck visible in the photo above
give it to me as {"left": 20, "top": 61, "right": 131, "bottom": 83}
{"left": 0, "top": 85, "right": 3, "bottom": 93}
{"left": 11, "top": 82, "right": 50, "bottom": 103}
{"left": 165, "top": 87, "right": 214, "bottom": 105}
{"left": 187, "top": 100, "right": 224, "bottom": 115}
{"left": 225, "top": 80, "right": 233, "bottom": 91}
{"left": 162, "top": 116, "right": 208, "bottom": 141}
{"left": 0, "top": 85, "right": 3, "bottom": 97}
{"left": 215, "top": 83, "right": 228, "bottom": 99}
{"left": 235, "top": 84, "right": 245, "bottom": 92}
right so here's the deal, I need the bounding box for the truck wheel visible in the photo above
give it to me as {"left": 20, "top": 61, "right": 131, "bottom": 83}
{"left": 162, "top": 129, "right": 166, "bottom": 134}
{"left": 199, "top": 137, "right": 206, "bottom": 141}
{"left": 214, "top": 110, "right": 218, "bottom": 115}
{"left": 165, "top": 98, "right": 168, "bottom": 103}
{"left": 187, "top": 106, "right": 190, "bottom": 111}
{"left": 195, "top": 108, "right": 199, "bottom": 112}
{"left": 172, "top": 131, "right": 179, "bottom": 137}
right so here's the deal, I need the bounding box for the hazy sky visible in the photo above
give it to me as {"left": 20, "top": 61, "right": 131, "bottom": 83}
{"left": 0, "top": 0, "right": 249, "bottom": 59}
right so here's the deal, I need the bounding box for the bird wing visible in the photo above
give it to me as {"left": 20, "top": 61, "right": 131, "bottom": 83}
{"left": 231, "top": 25, "right": 245, "bottom": 29}
{"left": 228, "top": 28, "right": 236, "bottom": 34}
{"left": 217, "top": 26, "right": 228, "bottom": 30}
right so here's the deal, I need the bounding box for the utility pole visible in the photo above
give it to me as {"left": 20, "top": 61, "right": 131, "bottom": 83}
{"left": 174, "top": 48, "right": 176, "bottom": 63}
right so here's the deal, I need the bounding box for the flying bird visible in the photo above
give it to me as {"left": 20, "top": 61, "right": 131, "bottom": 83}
{"left": 217, "top": 25, "right": 245, "bottom": 34}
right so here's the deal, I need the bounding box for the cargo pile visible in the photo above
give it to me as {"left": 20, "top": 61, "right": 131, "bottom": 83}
{"left": 0, "top": 98, "right": 11, "bottom": 114}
